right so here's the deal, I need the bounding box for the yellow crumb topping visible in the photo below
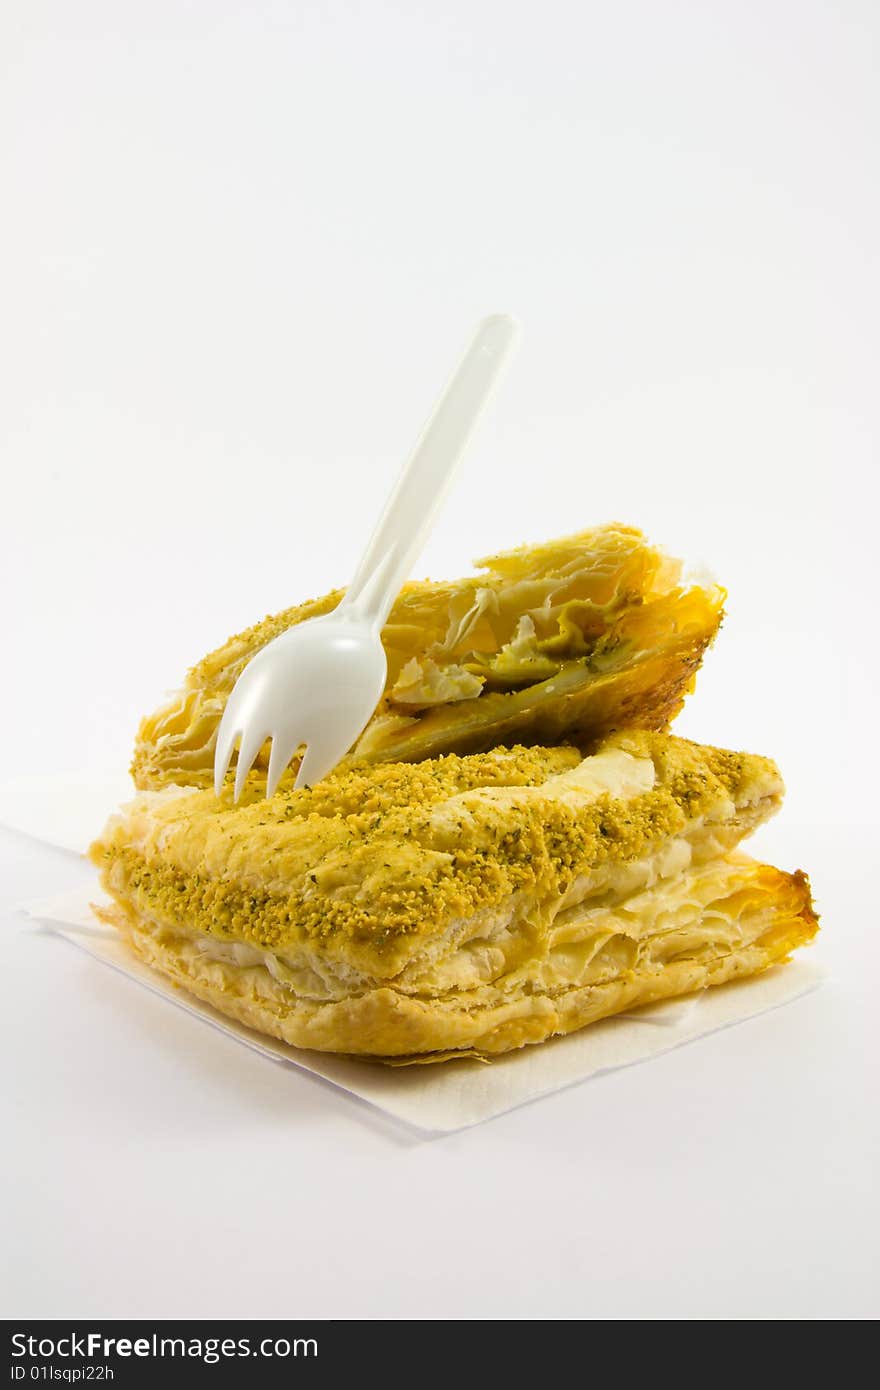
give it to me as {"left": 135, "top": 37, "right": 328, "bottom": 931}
{"left": 92, "top": 733, "right": 782, "bottom": 977}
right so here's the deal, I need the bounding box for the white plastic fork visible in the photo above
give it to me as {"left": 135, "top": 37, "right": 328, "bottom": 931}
{"left": 214, "top": 313, "right": 521, "bottom": 801}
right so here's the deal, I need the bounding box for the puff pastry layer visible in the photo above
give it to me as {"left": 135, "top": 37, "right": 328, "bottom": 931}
{"left": 92, "top": 732, "right": 817, "bottom": 1059}
{"left": 131, "top": 525, "right": 724, "bottom": 791}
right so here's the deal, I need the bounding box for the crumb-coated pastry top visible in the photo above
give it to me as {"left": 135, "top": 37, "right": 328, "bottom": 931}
{"left": 93, "top": 731, "right": 782, "bottom": 979}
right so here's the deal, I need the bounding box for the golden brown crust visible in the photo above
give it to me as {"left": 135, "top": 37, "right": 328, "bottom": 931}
{"left": 89, "top": 728, "right": 818, "bottom": 1059}
{"left": 88, "top": 485, "right": 826, "bottom": 1069}
{"left": 130, "top": 525, "right": 724, "bottom": 790}
{"left": 92, "top": 732, "right": 783, "bottom": 975}
{"left": 95, "top": 863, "right": 817, "bottom": 1058}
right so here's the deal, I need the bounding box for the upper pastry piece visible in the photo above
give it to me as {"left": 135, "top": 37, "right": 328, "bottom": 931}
{"left": 131, "top": 524, "right": 724, "bottom": 791}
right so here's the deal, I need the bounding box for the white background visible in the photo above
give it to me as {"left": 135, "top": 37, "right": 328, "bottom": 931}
{"left": 2, "top": 0, "right": 878, "bottom": 1319}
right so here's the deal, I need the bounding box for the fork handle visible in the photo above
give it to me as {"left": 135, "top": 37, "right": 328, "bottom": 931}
{"left": 340, "top": 314, "right": 520, "bottom": 627}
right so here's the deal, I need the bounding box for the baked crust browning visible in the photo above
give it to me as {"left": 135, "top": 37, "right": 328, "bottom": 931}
{"left": 91, "top": 731, "right": 818, "bottom": 1059}
{"left": 91, "top": 516, "right": 821, "bottom": 1065}
{"left": 131, "top": 525, "right": 724, "bottom": 790}
{"left": 95, "top": 733, "right": 781, "bottom": 972}
{"left": 95, "top": 862, "right": 817, "bottom": 1059}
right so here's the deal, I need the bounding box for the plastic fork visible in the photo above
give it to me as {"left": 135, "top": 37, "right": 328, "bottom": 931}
{"left": 214, "top": 313, "right": 520, "bottom": 801}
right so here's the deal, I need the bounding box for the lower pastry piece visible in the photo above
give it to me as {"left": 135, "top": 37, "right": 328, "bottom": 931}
{"left": 90, "top": 732, "right": 817, "bottom": 1060}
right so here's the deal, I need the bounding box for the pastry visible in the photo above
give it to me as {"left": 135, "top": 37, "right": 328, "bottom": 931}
{"left": 132, "top": 524, "right": 724, "bottom": 791}
{"left": 91, "top": 731, "right": 817, "bottom": 1060}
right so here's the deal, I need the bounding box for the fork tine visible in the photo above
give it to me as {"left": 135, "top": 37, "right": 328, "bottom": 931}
{"left": 294, "top": 739, "right": 335, "bottom": 791}
{"left": 266, "top": 734, "right": 297, "bottom": 800}
{"left": 214, "top": 711, "right": 240, "bottom": 797}
{"left": 233, "top": 725, "right": 268, "bottom": 803}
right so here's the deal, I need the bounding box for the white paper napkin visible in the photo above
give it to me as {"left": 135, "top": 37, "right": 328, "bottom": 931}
{"left": 2, "top": 774, "right": 825, "bottom": 1133}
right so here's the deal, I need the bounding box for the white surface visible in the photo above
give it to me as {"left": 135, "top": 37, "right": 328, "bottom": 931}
{"left": 0, "top": 771, "right": 134, "bottom": 854}
{"left": 2, "top": 0, "right": 878, "bottom": 1320}
{"left": 18, "top": 880, "right": 825, "bottom": 1133}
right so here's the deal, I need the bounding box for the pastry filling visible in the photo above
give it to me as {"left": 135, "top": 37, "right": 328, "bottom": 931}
{"left": 92, "top": 730, "right": 816, "bottom": 1057}
{"left": 114, "top": 853, "right": 801, "bottom": 1014}
{"left": 131, "top": 526, "right": 724, "bottom": 788}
